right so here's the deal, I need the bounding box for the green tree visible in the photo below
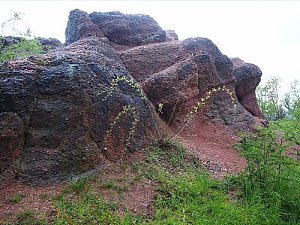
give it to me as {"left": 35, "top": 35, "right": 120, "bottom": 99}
{"left": 283, "top": 80, "right": 300, "bottom": 117}
{"left": 256, "top": 77, "right": 286, "bottom": 120}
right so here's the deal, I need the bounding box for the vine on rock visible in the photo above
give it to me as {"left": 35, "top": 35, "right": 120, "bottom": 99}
{"left": 171, "top": 85, "right": 237, "bottom": 139}
{"left": 103, "top": 104, "right": 139, "bottom": 158}
{"left": 100, "top": 75, "right": 146, "bottom": 159}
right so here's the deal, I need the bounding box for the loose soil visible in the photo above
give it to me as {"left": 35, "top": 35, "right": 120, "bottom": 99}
{"left": 0, "top": 122, "right": 248, "bottom": 223}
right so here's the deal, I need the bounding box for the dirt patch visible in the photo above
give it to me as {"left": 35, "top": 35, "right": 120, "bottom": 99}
{"left": 89, "top": 151, "right": 157, "bottom": 217}
{"left": 286, "top": 145, "right": 300, "bottom": 160}
{"left": 176, "top": 119, "right": 246, "bottom": 179}
{"left": 0, "top": 181, "right": 63, "bottom": 223}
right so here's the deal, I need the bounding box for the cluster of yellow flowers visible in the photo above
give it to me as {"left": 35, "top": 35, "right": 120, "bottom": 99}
{"left": 185, "top": 85, "right": 237, "bottom": 123}
{"left": 157, "top": 103, "right": 164, "bottom": 114}
{"left": 104, "top": 105, "right": 139, "bottom": 156}
{"left": 99, "top": 75, "right": 152, "bottom": 158}
{"left": 102, "top": 76, "right": 147, "bottom": 101}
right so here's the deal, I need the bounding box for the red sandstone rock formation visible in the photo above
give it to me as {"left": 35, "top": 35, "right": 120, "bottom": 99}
{"left": 0, "top": 9, "right": 266, "bottom": 186}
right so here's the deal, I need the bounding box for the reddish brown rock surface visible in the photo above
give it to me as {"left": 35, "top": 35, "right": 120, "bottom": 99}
{"left": 120, "top": 38, "right": 262, "bottom": 131}
{"left": 0, "top": 9, "right": 265, "bottom": 186}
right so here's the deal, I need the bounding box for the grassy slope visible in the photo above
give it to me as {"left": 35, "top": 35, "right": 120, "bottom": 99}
{"left": 4, "top": 135, "right": 299, "bottom": 225}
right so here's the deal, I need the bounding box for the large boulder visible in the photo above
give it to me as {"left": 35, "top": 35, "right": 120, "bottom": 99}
{"left": 0, "top": 37, "right": 156, "bottom": 185}
{"left": 0, "top": 9, "right": 266, "bottom": 186}
{"left": 65, "top": 9, "right": 166, "bottom": 47}
{"left": 65, "top": 9, "right": 108, "bottom": 45}
{"left": 120, "top": 38, "right": 260, "bottom": 130}
{"left": 165, "top": 30, "right": 179, "bottom": 41}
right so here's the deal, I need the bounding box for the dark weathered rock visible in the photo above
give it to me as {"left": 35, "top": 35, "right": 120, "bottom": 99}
{"left": 0, "top": 112, "right": 24, "bottom": 161}
{"left": 65, "top": 10, "right": 166, "bottom": 47}
{"left": 0, "top": 37, "right": 157, "bottom": 185}
{"left": 232, "top": 58, "right": 265, "bottom": 119}
{"left": 36, "top": 37, "right": 63, "bottom": 52}
{"left": 0, "top": 36, "right": 22, "bottom": 49}
{"left": 65, "top": 9, "right": 108, "bottom": 45}
{"left": 90, "top": 11, "right": 166, "bottom": 46}
{"left": 165, "top": 30, "right": 179, "bottom": 41}
{"left": 0, "top": 9, "right": 266, "bottom": 186}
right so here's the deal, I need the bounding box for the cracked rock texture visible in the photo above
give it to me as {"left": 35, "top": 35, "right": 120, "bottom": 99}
{"left": 0, "top": 9, "right": 265, "bottom": 186}
{"left": 0, "top": 37, "right": 157, "bottom": 186}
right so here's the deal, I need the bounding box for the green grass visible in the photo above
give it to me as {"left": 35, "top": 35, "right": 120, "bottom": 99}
{"left": 7, "top": 194, "right": 24, "bottom": 204}
{"left": 47, "top": 138, "right": 300, "bottom": 225}
{"left": 101, "top": 180, "right": 129, "bottom": 193}
{"left": 231, "top": 126, "right": 300, "bottom": 224}
{"left": 2, "top": 134, "right": 293, "bottom": 224}
{"left": 0, "top": 37, "right": 42, "bottom": 62}
{"left": 13, "top": 210, "right": 47, "bottom": 225}
{"left": 148, "top": 172, "right": 273, "bottom": 225}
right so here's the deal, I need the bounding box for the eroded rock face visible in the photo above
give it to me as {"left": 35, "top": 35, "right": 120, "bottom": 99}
{"left": 65, "top": 9, "right": 166, "bottom": 47}
{"left": 165, "top": 30, "right": 179, "bottom": 41}
{"left": 232, "top": 58, "right": 265, "bottom": 119}
{"left": 120, "top": 38, "right": 260, "bottom": 130}
{"left": 0, "top": 37, "right": 156, "bottom": 185}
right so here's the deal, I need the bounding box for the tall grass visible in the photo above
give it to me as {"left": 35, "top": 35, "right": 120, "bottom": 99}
{"left": 230, "top": 126, "right": 300, "bottom": 224}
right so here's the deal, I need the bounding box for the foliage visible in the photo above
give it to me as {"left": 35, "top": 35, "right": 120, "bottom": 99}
{"left": 166, "top": 85, "right": 237, "bottom": 140}
{"left": 3, "top": 136, "right": 298, "bottom": 224}
{"left": 256, "top": 77, "right": 285, "bottom": 120}
{"left": 0, "top": 12, "right": 32, "bottom": 37}
{"left": 13, "top": 210, "right": 47, "bottom": 225}
{"left": 257, "top": 77, "right": 300, "bottom": 121}
{"left": 7, "top": 194, "right": 24, "bottom": 204}
{"left": 283, "top": 80, "right": 300, "bottom": 117}
{"left": 0, "top": 12, "right": 43, "bottom": 62}
{"left": 230, "top": 126, "right": 300, "bottom": 224}
{"left": 104, "top": 104, "right": 139, "bottom": 157}
{"left": 0, "top": 38, "right": 42, "bottom": 62}
{"left": 151, "top": 172, "right": 270, "bottom": 225}
{"left": 46, "top": 138, "right": 299, "bottom": 225}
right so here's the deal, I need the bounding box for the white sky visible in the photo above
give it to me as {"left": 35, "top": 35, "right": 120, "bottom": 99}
{"left": 1, "top": 1, "right": 299, "bottom": 93}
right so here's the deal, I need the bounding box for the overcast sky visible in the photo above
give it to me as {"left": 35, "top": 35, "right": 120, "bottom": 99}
{"left": 1, "top": 1, "right": 299, "bottom": 93}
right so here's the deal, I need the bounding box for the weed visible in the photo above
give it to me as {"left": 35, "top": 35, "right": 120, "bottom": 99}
{"left": 7, "top": 194, "right": 24, "bottom": 204}
{"left": 63, "top": 176, "right": 89, "bottom": 195}
{"left": 106, "top": 201, "right": 118, "bottom": 211}
{"left": 170, "top": 85, "right": 237, "bottom": 139}
{"left": 101, "top": 180, "right": 128, "bottom": 193}
{"left": 47, "top": 137, "right": 300, "bottom": 224}
{"left": 104, "top": 104, "right": 139, "bottom": 158}
{"left": 0, "top": 38, "right": 42, "bottom": 62}
{"left": 14, "top": 210, "right": 47, "bottom": 225}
